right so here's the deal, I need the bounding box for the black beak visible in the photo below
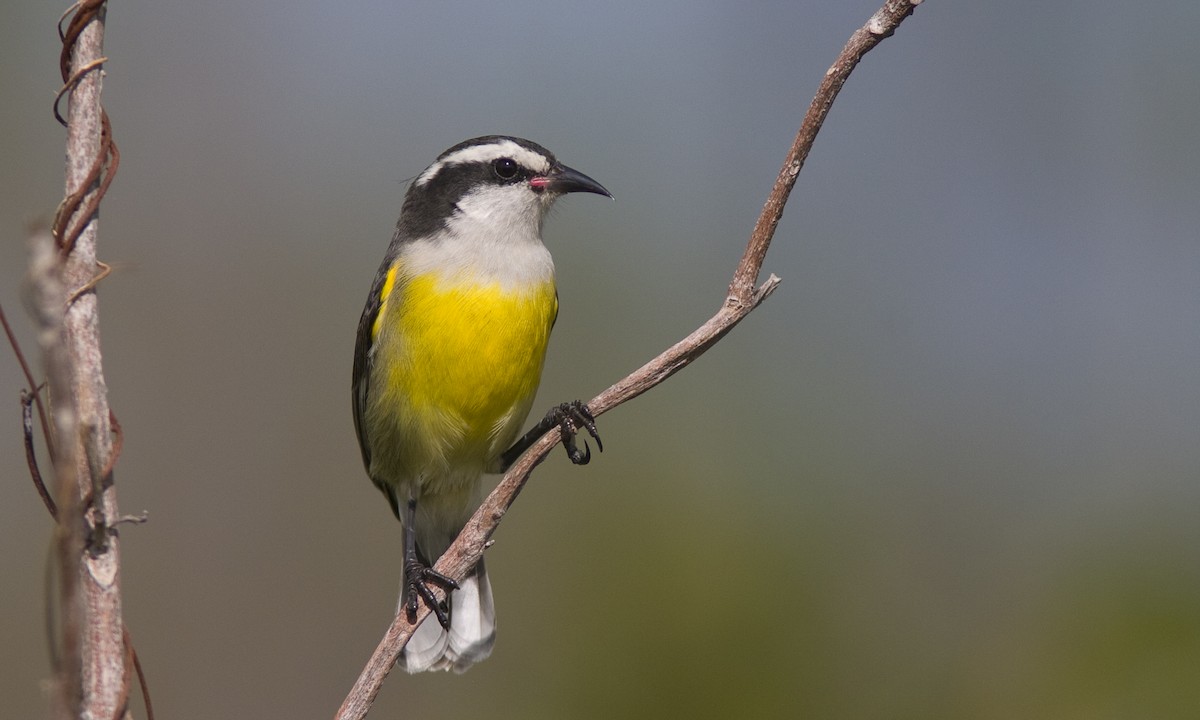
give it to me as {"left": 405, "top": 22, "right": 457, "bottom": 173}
{"left": 540, "top": 163, "right": 612, "bottom": 198}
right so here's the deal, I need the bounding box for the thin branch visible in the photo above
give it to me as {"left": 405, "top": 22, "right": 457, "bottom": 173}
{"left": 729, "top": 0, "right": 923, "bottom": 301}
{"left": 337, "top": 2, "right": 922, "bottom": 716}
{"left": 1, "top": 301, "right": 55, "bottom": 457}
{"left": 22, "top": 389, "right": 58, "bottom": 518}
{"left": 3, "top": 292, "right": 59, "bottom": 517}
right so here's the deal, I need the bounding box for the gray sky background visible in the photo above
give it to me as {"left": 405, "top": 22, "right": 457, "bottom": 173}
{"left": 3, "top": 2, "right": 1199, "bottom": 718}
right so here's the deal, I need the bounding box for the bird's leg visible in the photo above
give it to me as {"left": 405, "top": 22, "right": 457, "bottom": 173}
{"left": 401, "top": 496, "right": 458, "bottom": 629}
{"left": 500, "top": 400, "right": 602, "bottom": 471}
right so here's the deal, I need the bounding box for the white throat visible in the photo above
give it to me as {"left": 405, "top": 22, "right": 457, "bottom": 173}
{"left": 401, "top": 184, "right": 557, "bottom": 290}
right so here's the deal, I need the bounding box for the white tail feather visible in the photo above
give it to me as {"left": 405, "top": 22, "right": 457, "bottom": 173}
{"left": 399, "top": 560, "right": 495, "bottom": 673}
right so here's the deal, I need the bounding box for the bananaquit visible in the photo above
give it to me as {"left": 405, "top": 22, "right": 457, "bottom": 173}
{"left": 352, "top": 136, "right": 610, "bottom": 672}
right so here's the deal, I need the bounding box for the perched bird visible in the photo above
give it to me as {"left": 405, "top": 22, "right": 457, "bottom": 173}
{"left": 352, "top": 136, "right": 610, "bottom": 673}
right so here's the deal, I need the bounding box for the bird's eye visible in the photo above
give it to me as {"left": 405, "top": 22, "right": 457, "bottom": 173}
{"left": 493, "top": 158, "right": 519, "bottom": 180}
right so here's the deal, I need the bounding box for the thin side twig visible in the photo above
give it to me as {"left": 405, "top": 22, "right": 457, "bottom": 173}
{"left": 22, "top": 389, "right": 58, "bottom": 518}
{"left": 3, "top": 292, "right": 59, "bottom": 516}
{"left": 337, "top": 2, "right": 922, "bottom": 717}
{"left": 1, "top": 301, "right": 56, "bottom": 459}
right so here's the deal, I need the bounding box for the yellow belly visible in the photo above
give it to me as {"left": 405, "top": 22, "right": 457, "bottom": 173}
{"left": 365, "top": 270, "right": 557, "bottom": 492}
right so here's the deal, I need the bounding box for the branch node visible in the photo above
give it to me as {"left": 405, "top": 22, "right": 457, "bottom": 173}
{"left": 113, "top": 511, "right": 149, "bottom": 527}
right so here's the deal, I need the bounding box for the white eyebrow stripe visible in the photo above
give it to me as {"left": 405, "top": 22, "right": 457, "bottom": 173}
{"left": 415, "top": 140, "right": 552, "bottom": 186}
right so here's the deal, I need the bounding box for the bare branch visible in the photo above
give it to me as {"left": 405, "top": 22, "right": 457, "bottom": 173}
{"left": 337, "top": 2, "right": 923, "bottom": 716}
{"left": 55, "top": 1, "right": 129, "bottom": 717}
{"left": 730, "top": 0, "right": 924, "bottom": 301}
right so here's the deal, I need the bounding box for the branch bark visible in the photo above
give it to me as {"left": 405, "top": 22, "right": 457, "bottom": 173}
{"left": 337, "top": 2, "right": 922, "bottom": 716}
{"left": 54, "top": 2, "right": 128, "bottom": 718}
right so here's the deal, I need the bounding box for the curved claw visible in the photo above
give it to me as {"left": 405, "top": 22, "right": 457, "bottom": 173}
{"left": 558, "top": 401, "right": 601, "bottom": 465}
{"left": 572, "top": 403, "right": 603, "bottom": 454}
{"left": 564, "top": 438, "right": 591, "bottom": 465}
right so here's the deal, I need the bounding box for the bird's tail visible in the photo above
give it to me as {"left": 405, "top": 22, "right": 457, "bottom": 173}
{"left": 398, "top": 558, "right": 495, "bottom": 673}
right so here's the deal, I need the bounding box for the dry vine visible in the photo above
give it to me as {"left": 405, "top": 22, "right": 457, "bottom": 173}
{"left": 336, "top": 1, "right": 924, "bottom": 717}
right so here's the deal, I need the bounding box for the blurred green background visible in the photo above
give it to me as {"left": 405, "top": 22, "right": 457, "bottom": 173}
{"left": 3, "top": 1, "right": 1199, "bottom": 718}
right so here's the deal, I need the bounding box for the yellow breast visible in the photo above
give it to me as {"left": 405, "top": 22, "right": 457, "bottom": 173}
{"left": 366, "top": 266, "right": 557, "bottom": 484}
